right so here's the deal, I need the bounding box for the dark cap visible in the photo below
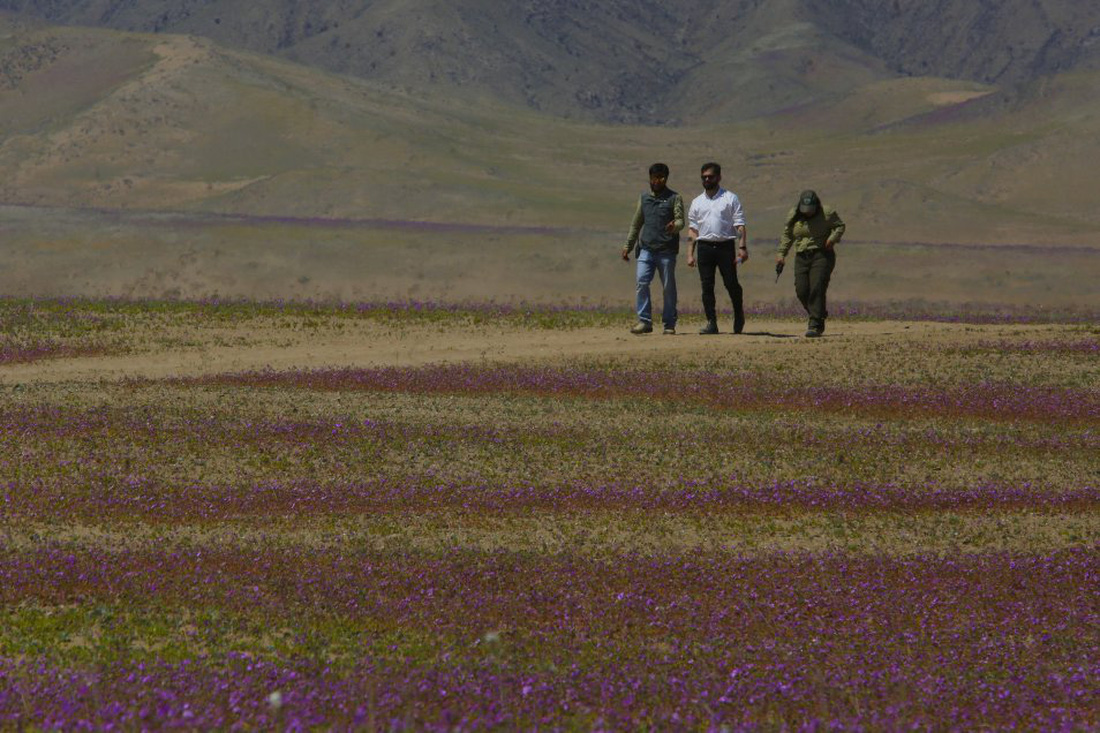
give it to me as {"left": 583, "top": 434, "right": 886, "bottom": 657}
{"left": 798, "top": 190, "right": 820, "bottom": 214}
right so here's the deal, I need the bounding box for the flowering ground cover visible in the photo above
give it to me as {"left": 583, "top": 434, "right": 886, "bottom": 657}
{"left": 0, "top": 298, "right": 1096, "bottom": 729}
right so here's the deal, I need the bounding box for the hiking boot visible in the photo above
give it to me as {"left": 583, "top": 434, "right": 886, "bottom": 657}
{"left": 662, "top": 326, "right": 676, "bottom": 335}
{"left": 698, "top": 321, "right": 719, "bottom": 335}
{"left": 630, "top": 321, "right": 653, "bottom": 335}
{"left": 804, "top": 328, "right": 822, "bottom": 338}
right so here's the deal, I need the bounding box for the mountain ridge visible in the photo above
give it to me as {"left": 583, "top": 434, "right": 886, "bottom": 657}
{"left": 0, "top": 14, "right": 1096, "bottom": 307}
{"left": 3, "top": 0, "right": 1099, "bottom": 124}
{"left": 2, "top": 15, "right": 1099, "bottom": 248}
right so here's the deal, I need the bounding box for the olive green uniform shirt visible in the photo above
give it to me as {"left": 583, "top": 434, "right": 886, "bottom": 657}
{"left": 777, "top": 206, "right": 846, "bottom": 257}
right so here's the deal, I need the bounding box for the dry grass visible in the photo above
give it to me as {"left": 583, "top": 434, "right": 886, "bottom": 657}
{"left": 0, "top": 300, "right": 1096, "bottom": 729}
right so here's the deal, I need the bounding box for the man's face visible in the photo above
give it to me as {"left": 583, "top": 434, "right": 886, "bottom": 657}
{"left": 649, "top": 174, "right": 668, "bottom": 194}
{"left": 701, "top": 169, "right": 720, "bottom": 193}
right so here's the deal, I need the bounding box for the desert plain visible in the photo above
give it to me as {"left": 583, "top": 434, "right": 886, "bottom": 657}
{"left": 0, "top": 297, "right": 1096, "bottom": 728}
{"left": 1, "top": 7, "right": 1099, "bottom": 729}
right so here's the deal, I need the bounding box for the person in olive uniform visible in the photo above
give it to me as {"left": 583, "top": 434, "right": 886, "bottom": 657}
{"left": 776, "top": 190, "right": 845, "bottom": 337}
{"left": 621, "top": 163, "right": 685, "bottom": 335}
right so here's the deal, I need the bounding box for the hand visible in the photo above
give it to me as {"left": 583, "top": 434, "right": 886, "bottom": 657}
{"left": 621, "top": 246, "right": 631, "bottom": 262}
{"left": 738, "top": 246, "right": 748, "bottom": 263}
{"left": 824, "top": 240, "right": 835, "bottom": 251}
{"left": 776, "top": 256, "right": 785, "bottom": 266}
{"left": 665, "top": 221, "right": 677, "bottom": 234}
{"left": 687, "top": 254, "right": 696, "bottom": 268}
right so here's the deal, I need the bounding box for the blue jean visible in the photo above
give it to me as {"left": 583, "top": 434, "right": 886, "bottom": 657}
{"left": 635, "top": 248, "right": 677, "bottom": 329}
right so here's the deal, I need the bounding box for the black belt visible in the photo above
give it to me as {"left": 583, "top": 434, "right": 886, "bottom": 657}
{"left": 697, "top": 239, "right": 736, "bottom": 246}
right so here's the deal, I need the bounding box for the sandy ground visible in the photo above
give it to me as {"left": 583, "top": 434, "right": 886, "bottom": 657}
{"left": 0, "top": 317, "right": 1066, "bottom": 385}
{"left": 3, "top": 205, "right": 1097, "bottom": 310}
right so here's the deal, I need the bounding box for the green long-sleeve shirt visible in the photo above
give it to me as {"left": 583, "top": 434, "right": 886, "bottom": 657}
{"left": 777, "top": 206, "right": 845, "bottom": 257}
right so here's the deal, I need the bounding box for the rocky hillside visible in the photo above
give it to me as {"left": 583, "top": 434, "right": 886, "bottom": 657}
{"left": 3, "top": 0, "right": 1098, "bottom": 123}
{"left": 818, "top": 0, "right": 1100, "bottom": 84}
{"left": 2, "top": 14, "right": 1100, "bottom": 245}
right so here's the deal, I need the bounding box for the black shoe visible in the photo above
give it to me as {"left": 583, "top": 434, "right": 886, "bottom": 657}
{"left": 733, "top": 315, "right": 745, "bottom": 334}
{"left": 699, "top": 321, "right": 719, "bottom": 335}
{"left": 804, "top": 329, "right": 822, "bottom": 338}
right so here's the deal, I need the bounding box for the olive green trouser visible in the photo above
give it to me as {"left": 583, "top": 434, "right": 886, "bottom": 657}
{"left": 794, "top": 248, "right": 836, "bottom": 331}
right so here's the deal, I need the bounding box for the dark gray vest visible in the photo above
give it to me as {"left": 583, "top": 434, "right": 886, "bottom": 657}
{"left": 639, "top": 188, "right": 680, "bottom": 254}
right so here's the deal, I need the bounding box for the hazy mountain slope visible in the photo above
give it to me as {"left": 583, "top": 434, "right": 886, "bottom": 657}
{"left": 2, "top": 17, "right": 1099, "bottom": 247}
{"left": 1, "top": 18, "right": 1097, "bottom": 308}
{"left": 0, "top": 18, "right": 633, "bottom": 224}
{"left": 2, "top": 0, "right": 1098, "bottom": 123}
{"left": 0, "top": 15, "right": 156, "bottom": 136}
{"left": 0, "top": 0, "right": 710, "bottom": 123}
{"left": 817, "top": 0, "right": 1100, "bottom": 84}
{"left": 0, "top": 1, "right": 952, "bottom": 124}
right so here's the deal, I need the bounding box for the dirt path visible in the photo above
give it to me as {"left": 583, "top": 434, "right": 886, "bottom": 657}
{"left": 0, "top": 318, "right": 1065, "bottom": 385}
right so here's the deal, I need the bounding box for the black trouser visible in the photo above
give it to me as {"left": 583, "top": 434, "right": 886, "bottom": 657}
{"left": 697, "top": 240, "right": 744, "bottom": 330}
{"left": 794, "top": 248, "right": 836, "bottom": 331}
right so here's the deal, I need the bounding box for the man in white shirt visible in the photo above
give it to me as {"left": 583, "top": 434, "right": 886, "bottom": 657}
{"left": 687, "top": 162, "right": 748, "bottom": 334}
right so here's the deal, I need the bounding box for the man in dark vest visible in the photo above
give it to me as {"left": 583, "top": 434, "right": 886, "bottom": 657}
{"left": 621, "top": 163, "right": 686, "bottom": 335}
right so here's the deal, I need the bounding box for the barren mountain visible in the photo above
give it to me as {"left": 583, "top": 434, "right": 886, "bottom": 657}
{"left": 0, "top": 12, "right": 1096, "bottom": 306}
{"left": 2, "top": 11, "right": 1100, "bottom": 240}
{"left": 4, "top": 0, "right": 1098, "bottom": 123}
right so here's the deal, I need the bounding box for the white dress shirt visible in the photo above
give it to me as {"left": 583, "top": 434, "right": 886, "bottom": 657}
{"left": 688, "top": 188, "right": 746, "bottom": 241}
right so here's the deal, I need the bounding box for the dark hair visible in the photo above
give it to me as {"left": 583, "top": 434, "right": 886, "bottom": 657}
{"left": 700, "top": 162, "right": 721, "bottom": 176}
{"left": 649, "top": 163, "right": 670, "bottom": 177}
